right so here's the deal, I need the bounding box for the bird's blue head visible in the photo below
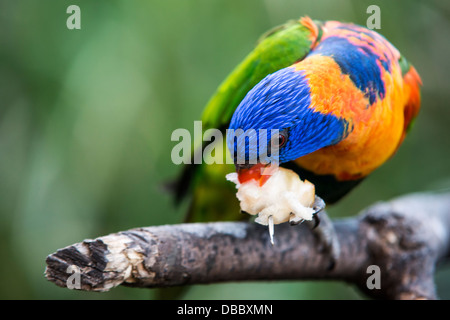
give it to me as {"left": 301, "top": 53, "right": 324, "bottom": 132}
{"left": 226, "top": 66, "right": 350, "bottom": 184}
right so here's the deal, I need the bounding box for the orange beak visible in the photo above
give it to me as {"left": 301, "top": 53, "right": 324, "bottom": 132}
{"left": 237, "top": 163, "right": 276, "bottom": 186}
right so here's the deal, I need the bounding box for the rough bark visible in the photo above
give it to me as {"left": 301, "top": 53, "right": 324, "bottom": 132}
{"left": 45, "top": 192, "right": 450, "bottom": 299}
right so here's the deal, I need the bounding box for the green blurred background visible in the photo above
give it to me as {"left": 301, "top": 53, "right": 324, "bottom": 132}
{"left": 1, "top": 0, "right": 449, "bottom": 299}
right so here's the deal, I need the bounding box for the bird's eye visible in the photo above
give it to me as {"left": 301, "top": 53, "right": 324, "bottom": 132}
{"left": 278, "top": 134, "right": 287, "bottom": 147}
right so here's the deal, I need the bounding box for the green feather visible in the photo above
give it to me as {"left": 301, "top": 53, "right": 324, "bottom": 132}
{"left": 398, "top": 55, "right": 411, "bottom": 76}
{"left": 201, "top": 19, "right": 316, "bottom": 131}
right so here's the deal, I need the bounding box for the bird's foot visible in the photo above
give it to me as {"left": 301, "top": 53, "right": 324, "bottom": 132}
{"left": 296, "top": 196, "right": 340, "bottom": 270}
{"left": 306, "top": 211, "right": 340, "bottom": 270}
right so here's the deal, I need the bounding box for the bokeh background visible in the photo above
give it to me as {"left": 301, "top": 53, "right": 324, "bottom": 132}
{"left": 1, "top": 0, "right": 449, "bottom": 299}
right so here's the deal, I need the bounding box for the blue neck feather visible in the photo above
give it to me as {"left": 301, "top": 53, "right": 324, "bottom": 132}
{"left": 227, "top": 66, "right": 349, "bottom": 164}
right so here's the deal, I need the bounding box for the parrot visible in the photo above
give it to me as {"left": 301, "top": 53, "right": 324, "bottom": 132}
{"left": 171, "top": 16, "right": 422, "bottom": 238}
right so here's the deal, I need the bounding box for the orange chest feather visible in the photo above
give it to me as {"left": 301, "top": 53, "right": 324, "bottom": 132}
{"left": 293, "top": 55, "right": 407, "bottom": 180}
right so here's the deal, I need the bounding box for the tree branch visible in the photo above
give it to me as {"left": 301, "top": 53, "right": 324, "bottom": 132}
{"left": 45, "top": 192, "right": 450, "bottom": 299}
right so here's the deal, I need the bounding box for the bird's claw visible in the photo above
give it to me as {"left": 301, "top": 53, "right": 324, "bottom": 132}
{"left": 288, "top": 195, "right": 325, "bottom": 226}
{"left": 302, "top": 196, "right": 340, "bottom": 270}
{"left": 311, "top": 214, "right": 320, "bottom": 229}
{"left": 312, "top": 195, "right": 325, "bottom": 215}
{"left": 289, "top": 213, "right": 304, "bottom": 225}
{"left": 308, "top": 210, "right": 340, "bottom": 271}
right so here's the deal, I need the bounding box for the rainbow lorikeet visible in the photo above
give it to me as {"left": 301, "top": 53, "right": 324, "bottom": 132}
{"left": 172, "top": 17, "right": 421, "bottom": 227}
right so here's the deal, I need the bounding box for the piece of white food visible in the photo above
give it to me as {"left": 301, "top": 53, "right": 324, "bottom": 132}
{"left": 226, "top": 167, "right": 316, "bottom": 245}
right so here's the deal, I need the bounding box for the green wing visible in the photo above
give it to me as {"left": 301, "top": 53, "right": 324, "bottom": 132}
{"left": 176, "top": 17, "right": 320, "bottom": 222}
{"left": 202, "top": 18, "right": 319, "bottom": 131}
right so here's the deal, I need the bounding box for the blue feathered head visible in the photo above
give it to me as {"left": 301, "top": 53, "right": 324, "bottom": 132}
{"left": 226, "top": 66, "right": 349, "bottom": 179}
